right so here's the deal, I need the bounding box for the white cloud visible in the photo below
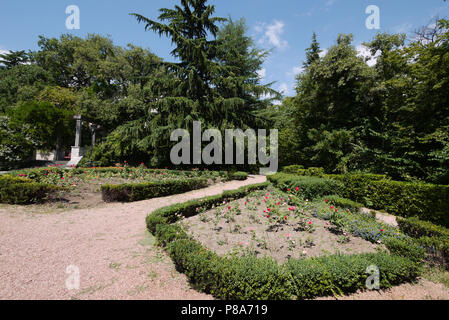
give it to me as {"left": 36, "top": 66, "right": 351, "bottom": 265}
{"left": 392, "top": 23, "right": 413, "bottom": 34}
{"left": 279, "top": 82, "right": 290, "bottom": 95}
{"left": 0, "top": 48, "right": 10, "bottom": 56}
{"left": 292, "top": 66, "right": 304, "bottom": 75}
{"left": 256, "top": 20, "right": 288, "bottom": 50}
{"left": 356, "top": 44, "right": 380, "bottom": 67}
{"left": 257, "top": 68, "right": 266, "bottom": 80}
{"left": 319, "top": 49, "right": 328, "bottom": 58}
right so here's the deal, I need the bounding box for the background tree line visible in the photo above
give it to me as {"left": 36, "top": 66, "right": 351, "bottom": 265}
{"left": 273, "top": 19, "right": 449, "bottom": 184}
{"left": 1, "top": 0, "right": 448, "bottom": 185}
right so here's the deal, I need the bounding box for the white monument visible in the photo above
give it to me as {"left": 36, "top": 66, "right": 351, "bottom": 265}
{"left": 66, "top": 115, "right": 85, "bottom": 167}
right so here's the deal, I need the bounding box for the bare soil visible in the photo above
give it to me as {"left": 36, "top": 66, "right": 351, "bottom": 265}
{"left": 183, "top": 190, "right": 379, "bottom": 263}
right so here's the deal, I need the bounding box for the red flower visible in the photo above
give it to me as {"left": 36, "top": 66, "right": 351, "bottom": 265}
{"left": 381, "top": 229, "right": 384, "bottom": 232}
{"left": 296, "top": 187, "right": 299, "bottom": 191}
{"left": 325, "top": 199, "right": 329, "bottom": 203}
{"left": 285, "top": 216, "right": 288, "bottom": 220}
{"left": 287, "top": 188, "right": 290, "bottom": 192}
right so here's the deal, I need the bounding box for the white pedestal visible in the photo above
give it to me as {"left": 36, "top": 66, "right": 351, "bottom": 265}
{"left": 66, "top": 147, "right": 85, "bottom": 167}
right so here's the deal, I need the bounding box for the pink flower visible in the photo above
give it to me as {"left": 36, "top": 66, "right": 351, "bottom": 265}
{"left": 330, "top": 206, "right": 334, "bottom": 210}
{"left": 296, "top": 187, "right": 300, "bottom": 191}
{"left": 286, "top": 234, "right": 291, "bottom": 238}
{"left": 309, "top": 221, "right": 312, "bottom": 225}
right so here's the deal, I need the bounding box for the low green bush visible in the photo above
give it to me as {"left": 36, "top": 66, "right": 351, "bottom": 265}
{"left": 282, "top": 165, "right": 304, "bottom": 174}
{"left": 367, "top": 180, "right": 449, "bottom": 227}
{"left": 0, "top": 175, "right": 62, "bottom": 205}
{"left": 324, "top": 195, "right": 363, "bottom": 213}
{"left": 101, "top": 178, "right": 209, "bottom": 202}
{"left": 286, "top": 252, "right": 421, "bottom": 299}
{"left": 397, "top": 217, "right": 449, "bottom": 239}
{"left": 228, "top": 172, "right": 249, "bottom": 181}
{"left": 282, "top": 165, "right": 325, "bottom": 177}
{"left": 383, "top": 237, "right": 426, "bottom": 263}
{"left": 268, "top": 173, "right": 342, "bottom": 200}
{"left": 416, "top": 237, "right": 449, "bottom": 270}
{"left": 327, "top": 174, "right": 388, "bottom": 207}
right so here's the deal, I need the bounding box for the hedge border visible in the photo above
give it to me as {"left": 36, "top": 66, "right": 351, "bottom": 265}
{"left": 101, "top": 178, "right": 209, "bottom": 202}
{"left": 279, "top": 169, "right": 449, "bottom": 227}
{"left": 0, "top": 174, "right": 63, "bottom": 205}
{"left": 146, "top": 182, "right": 421, "bottom": 300}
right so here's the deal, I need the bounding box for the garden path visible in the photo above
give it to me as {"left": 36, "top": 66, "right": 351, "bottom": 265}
{"left": 0, "top": 175, "right": 266, "bottom": 300}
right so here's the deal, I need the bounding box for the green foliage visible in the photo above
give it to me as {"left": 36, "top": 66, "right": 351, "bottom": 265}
{"left": 267, "top": 173, "right": 342, "bottom": 200}
{"left": 0, "top": 174, "right": 62, "bottom": 204}
{"left": 7, "top": 100, "right": 74, "bottom": 151}
{"left": 383, "top": 237, "right": 426, "bottom": 263}
{"left": 286, "top": 252, "right": 420, "bottom": 299}
{"left": 398, "top": 217, "right": 449, "bottom": 239}
{"left": 101, "top": 178, "right": 209, "bottom": 202}
{"left": 274, "top": 20, "right": 449, "bottom": 184}
{"left": 229, "top": 172, "right": 248, "bottom": 181}
{"left": 324, "top": 195, "right": 363, "bottom": 213}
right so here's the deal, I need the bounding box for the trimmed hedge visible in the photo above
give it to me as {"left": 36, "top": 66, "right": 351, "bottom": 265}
{"left": 397, "top": 217, "right": 449, "bottom": 239}
{"left": 0, "top": 175, "right": 62, "bottom": 205}
{"left": 146, "top": 183, "right": 421, "bottom": 300}
{"left": 228, "top": 172, "right": 249, "bottom": 181}
{"left": 324, "top": 195, "right": 364, "bottom": 213}
{"left": 279, "top": 170, "right": 449, "bottom": 227}
{"left": 101, "top": 178, "right": 209, "bottom": 202}
{"left": 396, "top": 217, "right": 449, "bottom": 269}
{"left": 267, "top": 173, "right": 342, "bottom": 200}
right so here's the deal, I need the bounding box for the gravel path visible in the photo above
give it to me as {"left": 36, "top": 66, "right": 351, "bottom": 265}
{"left": 0, "top": 175, "right": 266, "bottom": 300}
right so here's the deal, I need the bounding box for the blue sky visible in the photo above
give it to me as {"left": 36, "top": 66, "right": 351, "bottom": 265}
{"left": 1, "top": 0, "right": 448, "bottom": 97}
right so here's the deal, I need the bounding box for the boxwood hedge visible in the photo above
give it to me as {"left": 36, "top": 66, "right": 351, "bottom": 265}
{"left": 0, "top": 174, "right": 63, "bottom": 205}
{"left": 101, "top": 178, "right": 209, "bottom": 202}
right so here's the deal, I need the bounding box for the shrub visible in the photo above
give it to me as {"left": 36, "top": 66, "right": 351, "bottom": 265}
{"left": 102, "top": 178, "right": 209, "bottom": 202}
{"left": 324, "top": 195, "right": 363, "bottom": 213}
{"left": 282, "top": 165, "right": 304, "bottom": 174}
{"left": 286, "top": 252, "right": 421, "bottom": 299}
{"left": 328, "top": 174, "right": 387, "bottom": 207}
{"left": 228, "top": 172, "right": 249, "bottom": 181}
{"left": 383, "top": 237, "right": 426, "bottom": 263}
{"left": 0, "top": 175, "right": 62, "bottom": 205}
{"left": 282, "top": 165, "right": 325, "bottom": 177}
{"left": 416, "top": 237, "right": 449, "bottom": 270}
{"left": 268, "top": 173, "right": 342, "bottom": 200}
{"left": 367, "top": 180, "right": 449, "bottom": 227}
{"left": 397, "top": 217, "right": 449, "bottom": 239}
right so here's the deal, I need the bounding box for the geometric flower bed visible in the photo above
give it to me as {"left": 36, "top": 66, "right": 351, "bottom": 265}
{"left": 146, "top": 182, "right": 423, "bottom": 300}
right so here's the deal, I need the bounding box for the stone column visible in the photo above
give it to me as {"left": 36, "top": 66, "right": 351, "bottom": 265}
{"left": 67, "top": 115, "right": 85, "bottom": 167}
{"left": 74, "top": 115, "right": 82, "bottom": 148}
